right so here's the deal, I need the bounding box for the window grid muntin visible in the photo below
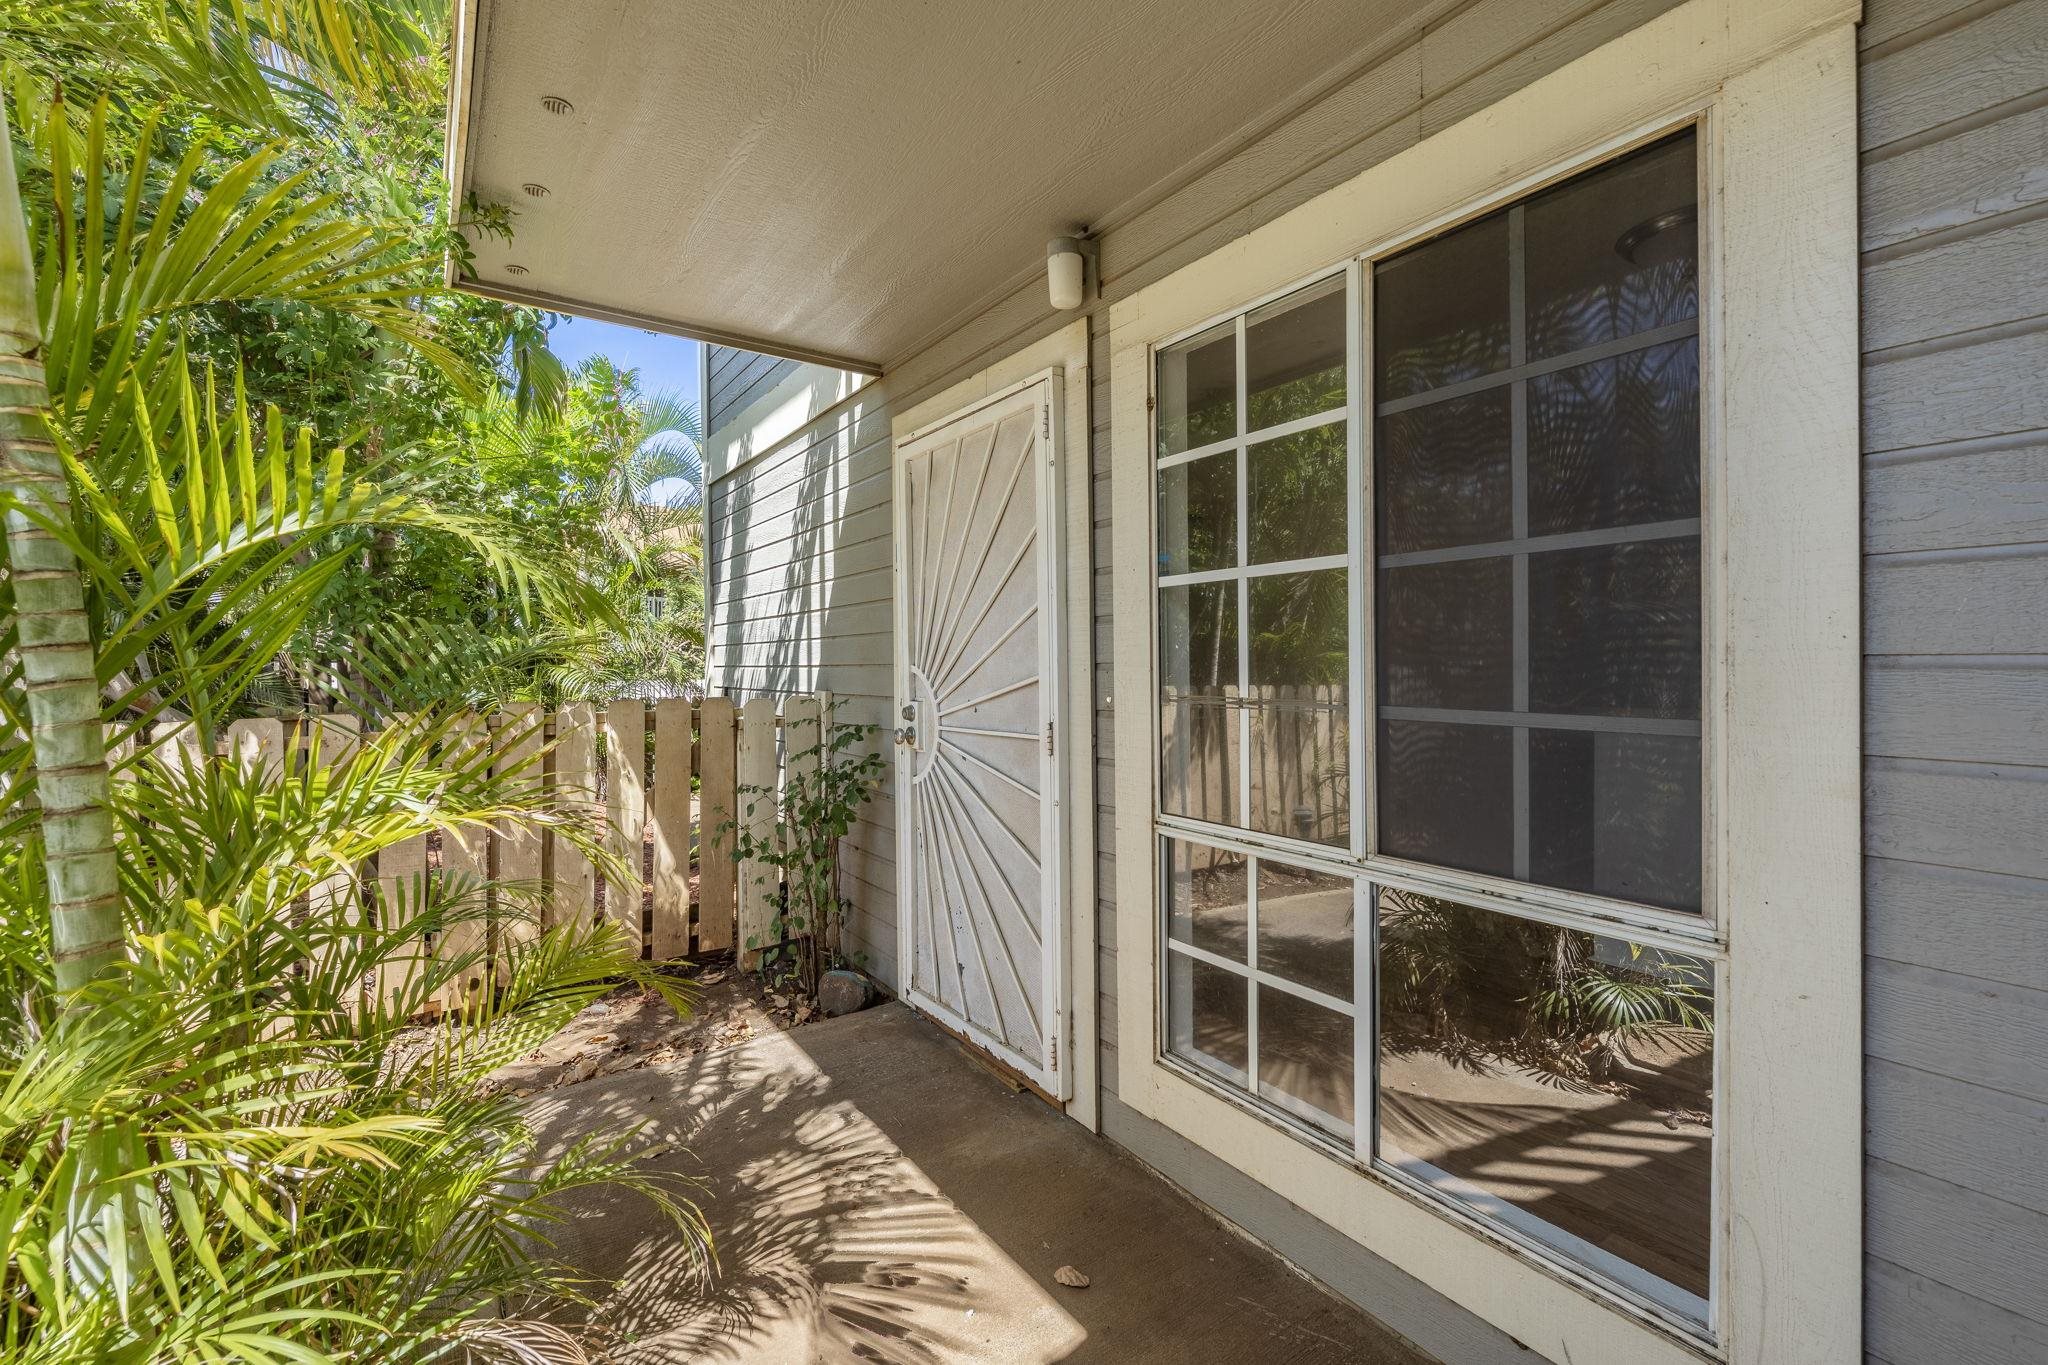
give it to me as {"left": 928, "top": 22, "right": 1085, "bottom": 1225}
{"left": 1152, "top": 266, "right": 1356, "bottom": 847}
{"left": 1154, "top": 824, "right": 1720, "bottom": 1334}
{"left": 1158, "top": 833, "right": 1365, "bottom": 1147}
{"left": 1147, "top": 125, "right": 1722, "bottom": 1341}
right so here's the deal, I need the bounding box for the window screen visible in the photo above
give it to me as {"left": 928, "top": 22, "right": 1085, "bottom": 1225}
{"left": 1372, "top": 132, "right": 1702, "bottom": 912}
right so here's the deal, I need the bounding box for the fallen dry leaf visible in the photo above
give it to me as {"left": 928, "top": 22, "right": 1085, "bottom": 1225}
{"left": 1053, "top": 1266, "right": 1090, "bottom": 1289}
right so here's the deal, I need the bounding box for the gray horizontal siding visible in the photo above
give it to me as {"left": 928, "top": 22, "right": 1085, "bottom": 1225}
{"left": 706, "top": 345, "right": 801, "bottom": 434}
{"left": 1858, "top": 0, "right": 2048, "bottom": 1360}
{"left": 705, "top": 367, "right": 899, "bottom": 986}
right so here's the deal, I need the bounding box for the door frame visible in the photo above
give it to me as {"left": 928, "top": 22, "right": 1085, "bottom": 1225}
{"left": 890, "top": 321, "right": 1097, "bottom": 1128}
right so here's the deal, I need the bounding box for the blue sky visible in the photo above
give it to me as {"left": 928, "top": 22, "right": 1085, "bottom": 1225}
{"left": 547, "top": 316, "right": 706, "bottom": 504}
{"left": 548, "top": 315, "right": 703, "bottom": 409}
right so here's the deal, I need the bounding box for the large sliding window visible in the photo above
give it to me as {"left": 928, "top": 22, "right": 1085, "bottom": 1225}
{"left": 1151, "top": 130, "right": 1717, "bottom": 1331}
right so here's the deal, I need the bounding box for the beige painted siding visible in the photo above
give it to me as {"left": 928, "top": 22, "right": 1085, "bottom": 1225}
{"left": 1858, "top": 1, "right": 2048, "bottom": 1361}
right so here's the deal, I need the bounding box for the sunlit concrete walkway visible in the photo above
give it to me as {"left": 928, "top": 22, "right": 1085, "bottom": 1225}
{"left": 524, "top": 1000, "right": 1431, "bottom": 1364}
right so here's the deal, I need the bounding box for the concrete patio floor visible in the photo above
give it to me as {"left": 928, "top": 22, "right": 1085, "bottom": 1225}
{"left": 523, "top": 1000, "right": 1433, "bottom": 1364}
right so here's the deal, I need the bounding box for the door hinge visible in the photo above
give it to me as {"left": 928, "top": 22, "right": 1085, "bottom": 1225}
{"left": 1042, "top": 407, "right": 1050, "bottom": 440}
{"left": 1050, "top": 1035, "right": 1058, "bottom": 1070}
{"left": 1045, "top": 720, "right": 1055, "bottom": 756}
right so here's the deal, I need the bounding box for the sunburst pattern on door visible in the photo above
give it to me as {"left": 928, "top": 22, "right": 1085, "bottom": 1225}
{"left": 898, "top": 384, "right": 1059, "bottom": 1089}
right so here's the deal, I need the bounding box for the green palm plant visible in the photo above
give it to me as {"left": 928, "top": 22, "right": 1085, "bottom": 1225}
{"left": 0, "top": 41, "right": 709, "bottom": 1365}
{"left": 1, "top": 722, "right": 707, "bottom": 1363}
{"left": 1377, "top": 888, "right": 1713, "bottom": 1085}
{"left": 462, "top": 358, "right": 707, "bottom": 700}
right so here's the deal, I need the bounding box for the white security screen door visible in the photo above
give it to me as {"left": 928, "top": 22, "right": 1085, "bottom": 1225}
{"left": 895, "top": 376, "right": 1065, "bottom": 1096}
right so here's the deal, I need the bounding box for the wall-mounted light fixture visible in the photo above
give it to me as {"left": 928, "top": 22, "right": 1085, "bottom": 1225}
{"left": 1047, "top": 234, "right": 1097, "bottom": 311}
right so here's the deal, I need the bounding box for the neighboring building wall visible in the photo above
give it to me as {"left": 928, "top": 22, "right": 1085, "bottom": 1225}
{"left": 1857, "top": 1, "right": 2048, "bottom": 1361}
{"left": 703, "top": 350, "right": 896, "bottom": 978}
{"left": 707, "top": 350, "right": 798, "bottom": 433}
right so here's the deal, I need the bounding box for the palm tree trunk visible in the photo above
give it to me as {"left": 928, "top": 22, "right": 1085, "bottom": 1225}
{"left": 0, "top": 105, "right": 123, "bottom": 992}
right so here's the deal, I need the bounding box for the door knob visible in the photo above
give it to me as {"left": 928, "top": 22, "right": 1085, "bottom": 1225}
{"left": 895, "top": 725, "right": 916, "bottom": 747}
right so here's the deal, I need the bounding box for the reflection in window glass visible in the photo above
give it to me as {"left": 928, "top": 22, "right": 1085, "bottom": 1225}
{"left": 1377, "top": 389, "right": 1512, "bottom": 555}
{"left": 1376, "top": 558, "right": 1513, "bottom": 710}
{"left": 1165, "top": 845, "right": 1249, "bottom": 961}
{"left": 1160, "top": 583, "right": 1240, "bottom": 827}
{"left": 1255, "top": 861, "right": 1353, "bottom": 1000}
{"left": 1530, "top": 730, "right": 1701, "bottom": 910}
{"left": 1376, "top": 887, "right": 1714, "bottom": 1315}
{"left": 1156, "top": 277, "right": 1354, "bottom": 849}
{"left": 1158, "top": 451, "right": 1237, "bottom": 575}
{"left": 1157, "top": 320, "right": 1236, "bottom": 457}
{"left": 1162, "top": 840, "right": 1359, "bottom": 1143}
{"left": 1524, "top": 133, "right": 1698, "bottom": 360}
{"left": 1528, "top": 538, "right": 1701, "bottom": 719}
{"left": 1375, "top": 719, "right": 1514, "bottom": 877}
{"left": 1167, "top": 947, "right": 1248, "bottom": 1081}
{"left": 1249, "top": 569, "right": 1348, "bottom": 846}
{"left": 1259, "top": 985, "right": 1353, "bottom": 1138}
{"left": 1527, "top": 339, "right": 1699, "bottom": 536}
{"left": 1247, "top": 276, "right": 1347, "bottom": 431}
{"left": 1248, "top": 424, "right": 1347, "bottom": 564}
{"left": 1374, "top": 212, "right": 1510, "bottom": 400}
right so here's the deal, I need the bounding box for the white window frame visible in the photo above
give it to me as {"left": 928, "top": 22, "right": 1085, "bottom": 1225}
{"left": 1109, "top": 2, "right": 1861, "bottom": 1361}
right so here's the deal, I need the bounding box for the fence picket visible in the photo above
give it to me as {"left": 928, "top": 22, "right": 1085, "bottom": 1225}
{"left": 126, "top": 692, "right": 842, "bottom": 1016}
{"left": 438, "top": 714, "right": 490, "bottom": 1015}
{"left": 375, "top": 713, "right": 431, "bottom": 1016}
{"left": 602, "top": 700, "right": 647, "bottom": 950}
{"left": 649, "top": 699, "right": 693, "bottom": 959}
{"left": 697, "top": 697, "right": 737, "bottom": 952}
{"left": 225, "top": 718, "right": 285, "bottom": 777}
{"left": 780, "top": 694, "right": 824, "bottom": 951}
{"left": 735, "top": 696, "right": 777, "bottom": 966}
{"left": 496, "top": 704, "right": 545, "bottom": 965}
{"left": 552, "top": 702, "right": 598, "bottom": 927}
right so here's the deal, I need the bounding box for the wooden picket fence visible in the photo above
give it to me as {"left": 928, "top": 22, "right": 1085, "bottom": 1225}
{"left": 140, "top": 692, "right": 831, "bottom": 1015}
{"left": 1162, "top": 684, "right": 1349, "bottom": 869}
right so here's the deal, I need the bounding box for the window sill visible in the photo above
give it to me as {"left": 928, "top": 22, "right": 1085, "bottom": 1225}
{"left": 1147, "top": 1050, "right": 1723, "bottom": 1357}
